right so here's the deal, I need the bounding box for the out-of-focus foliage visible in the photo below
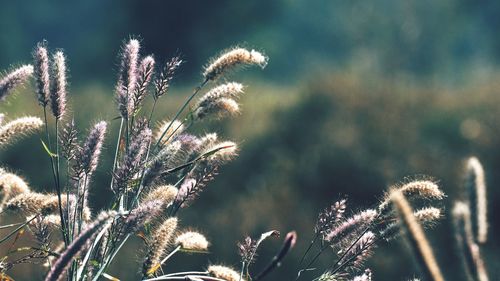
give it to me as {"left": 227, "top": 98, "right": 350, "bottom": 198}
{"left": 2, "top": 0, "right": 500, "bottom": 280}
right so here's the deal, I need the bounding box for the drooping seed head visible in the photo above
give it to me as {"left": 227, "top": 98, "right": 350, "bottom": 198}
{"left": 379, "top": 180, "right": 445, "bottom": 211}
{"left": 50, "top": 51, "right": 67, "bottom": 119}
{"left": 175, "top": 231, "right": 209, "bottom": 251}
{"left": 194, "top": 82, "right": 244, "bottom": 120}
{"left": 0, "top": 116, "right": 43, "bottom": 148}
{"left": 414, "top": 207, "right": 442, "bottom": 224}
{"left": 324, "top": 209, "right": 377, "bottom": 244}
{"left": 123, "top": 200, "right": 163, "bottom": 233}
{"left": 0, "top": 172, "right": 30, "bottom": 210}
{"left": 465, "top": 156, "right": 488, "bottom": 244}
{"left": 0, "top": 65, "right": 34, "bottom": 101}
{"left": 203, "top": 48, "right": 268, "bottom": 81}
{"left": 33, "top": 42, "right": 50, "bottom": 106}
{"left": 207, "top": 265, "right": 243, "bottom": 281}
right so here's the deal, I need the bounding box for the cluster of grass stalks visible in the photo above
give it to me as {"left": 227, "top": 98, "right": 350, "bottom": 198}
{"left": 0, "top": 38, "right": 494, "bottom": 281}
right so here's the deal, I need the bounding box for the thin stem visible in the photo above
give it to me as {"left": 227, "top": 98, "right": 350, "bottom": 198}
{"left": 153, "top": 79, "right": 208, "bottom": 151}
{"left": 0, "top": 216, "right": 37, "bottom": 244}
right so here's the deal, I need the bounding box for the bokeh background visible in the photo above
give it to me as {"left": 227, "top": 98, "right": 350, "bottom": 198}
{"left": 1, "top": 0, "right": 500, "bottom": 280}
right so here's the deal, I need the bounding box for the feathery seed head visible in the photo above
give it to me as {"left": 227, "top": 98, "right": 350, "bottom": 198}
{"left": 465, "top": 156, "right": 488, "bottom": 244}
{"left": 155, "top": 119, "right": 184, "bottom": 146}
{"left": 132, "top": 55, "right": 155, "bottom": 115}
{"left": 50, "top": 51, "right": 67, "bottom": 119}
{"left": 207, "top": 265, "right": 243, "bottom": 281}
{"left": 194, "top": 82, "right": 244, "bottom": 120}
{"left": 380, "top": 180, "right": 444, "bottom": 211}
{"left": 143, "top": 217, "right": 178, "bottom": 276}
{"left": 33, "top": 42, "right": 50, "bottom": 106}
{"left": 325, "top": 209, "right": 377, "bottom": 244}
{"left": 0, "top": 172, "right": 30, "bottom": 209}
{"left": 77, "top": 121, "right": 107, "bottom": 175}
{"left": 154, "top": 55, "right": 182, "bottom": 99}
{"left": 315, "top": 199, "right": 347, "bottom": 237}
{"left": 124, "top": 200, "right": 163, "bottom": 233}
{"left": 352, "top": 269, "right": 372, "bottom": 281}
{"left": 203, "top": 48, "right": 268, "bottom": 81}
{"left": 116, "top": 39, "right": 140, "bottom": 118}
{"left": 175, "top": 231, "right": 209, "bottom": 251}
{"left": 142, "top": 185, "right": 178, "bottom": 210}
{"left": 0, "top": 65, "right": 34, "bottom": 101}
{"left": 414, "top": 207, "right": 442, "bottom": 224}
{"left": 0, "top": 116, "right": 43, "bottom": 148}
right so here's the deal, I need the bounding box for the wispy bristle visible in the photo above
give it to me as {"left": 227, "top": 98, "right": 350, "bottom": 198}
{"left": 175, "top": 231, "right": 209, "bottom": 251}
{"left": 208, "top": 265, "right": 243, "bottom": 281}
{"left": 154, "top": 119, "right": 184, "bottom": 146}
{"left": 390, "top": 189, "right": 445, "bottom": 281}
{"left": 33, "top": 42, "right": 50, "bottom": 106}
{"left": 142, "top": 185, "right": 178, "bottom": 210}
{"left": 50, "top": 51, "right": 67, "bottom": 119}
{"left": 0, "top": 116, "right": 43, "bottom": 148}
{"left": 315, "top": 199, "right": 347, "bottom": 237}
{"left": 116, "top": 39, "right": 140, "bottom": 118}
{"left": 465, "top": 156, "right": 488, "bottom": 244}
{"left": 123, "top": 200, "right": 163, "bottom": 233}
{"left": 193, "top": 82, "right": 244, "bottom": 120}
{"left": 324, "top": 209, "right": 377, "bottom": 244}
{"left": 203, "top": 48, "right": 268, "bottom": 81}
{"left": 0, "top": 64, "right": 34, "bottom": 101}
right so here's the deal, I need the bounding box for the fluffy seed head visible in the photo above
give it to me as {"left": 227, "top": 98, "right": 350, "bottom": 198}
{"left": 352, "top": 269, "right": 372, "bottom": 281}
{"left": 132, "top": 55, "right": 155, "bottom": 115}
{"left": 143, "top": 217, "right": 178, "bottom": 276}
{"left": 380, "top": 180, "right": 444, "bottom": 211}
{"left": 208, "top": 265, "right": 242, "bottom": 281}
{"left": 194, "top": 82, "right": 244, "bottom": 120}
{"left": 33, "top": 42, "right": 50, "bottom": 106}
{"left": 116, "top": 39, "right": 140, "bottom": 118}
{"left": 203, "top": 48, "right": 268, "bottom": 81}
{"left": 0, "top": 172, "right": 30, "bottom": 209}
{"left": 50, "top": 51, "right": 67, "bottom": 119}
{"left": 175, "top": 231, "right": 209, "bottom": 251}
{"left": 0, "top": 116, "right": 43, "bottom": 148}
{"left": 123, "top": 200, "right": 163, "bottom": 233}
{"left": 465, "top": 157, "right": 488, "bottom": 244}
{"left": 155, "top": 119, "right": 184, "bottom": 146}
{"left": 154, "top": 55, "right": 183, "bottom": 99}
{"left": 77, "top": 121, "right": 107, "bottom": 175}
{"left": 142, "top": 185, "right": 178, "bottom": 210}
{"left": 414, "top": 207, "right": 442, "bottom": 224}
{"left": 0, "top": 65, "right": 34, "bottom": 101}
{"left": 325, "top": 209, "right": 377, "bottom": 243}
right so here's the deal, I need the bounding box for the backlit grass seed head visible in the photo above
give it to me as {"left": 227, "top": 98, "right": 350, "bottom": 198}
{"left": 0, "top": 116, "right": 43, "bottom": 147}
{"left": 142, "top": 185, "right": 178, "bottom": 209}
{"left": 194, "top": 97, "right": 240, "bottom": 120}
{"left": 390, "top": 189, "right": 445, "bottom": 281}
{"left": 132, "top": 55, "right": 155, "bottom": 114}
{"left": 33, "top": 42, "right": 50, "bottom": 106}
{"left": 325, "top": 209, "right": 377, "bottom": 244}
{"left": 5, "top": 192, "right": 54, "bottom": 215}
{"left": 379, "top": 180, "right": 444, "bottom": 211}
{"left": 124, "top": 200, "right": 163, "bottom": 233}
{"left": 116, "top": 39, "right": 140, "bottom": 118}
{"left": 465, "top": 156, "right": 488, "bottom": 244}
{"left": 414, "top": 207, "right": 442, "bottom": 224}
{"left": 343, "top": 231, "right": 375, "bottom": 268}
{"left": 77, "top": 121, "right": 107, "bottom": 175}
{"left": 155, "top": 119, "right": 184, "bottom": 145}
{"left": 154, "top": 55, "right": 183, "bottom": 99}
{"left": 207, "top": 265, "right": 243, "bottom": 281}
{"left": 143, "top": 217, "right": 178, "bottom": 276}
{"left": 203, "top": 48, "right": 268, "bottom": 81}
{"left": 50, "top": 51, "right": 67, "bottom": 119}
{"left": 316, "top": 199, "right": 347, "bottom": 237}
{"left": 175, "top": 231, "right": 209, "bottom": 251}
{"left": 45, "top": 211, "right": 116, "bottom": 281}
{"left": 0, "top": 172, "right": 30, "bottom": 209}
{"left": 204, "top": 141, "right": 238, "bottom": 163}
{"left": 0, "top": 64, "right": 34, "bottom": 101}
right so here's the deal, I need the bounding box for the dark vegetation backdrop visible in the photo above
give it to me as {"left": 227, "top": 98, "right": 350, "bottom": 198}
{"left": 1, "top": 0, "right": 500, "bottom": 280}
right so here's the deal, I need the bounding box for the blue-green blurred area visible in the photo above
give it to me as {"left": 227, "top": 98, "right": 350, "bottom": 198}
{"left": 2, "top": 0, "right": 500, "bottom": 280}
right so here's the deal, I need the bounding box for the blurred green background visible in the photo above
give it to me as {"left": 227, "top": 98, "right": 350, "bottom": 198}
{"left": 1, "top": 0, "right": 500, "bottom": 280}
